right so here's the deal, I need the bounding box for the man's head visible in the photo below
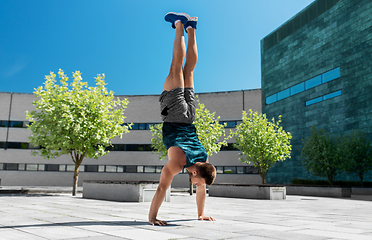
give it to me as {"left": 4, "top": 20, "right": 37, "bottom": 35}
{"left": 189, "top": 163, "right": 216, "bottom": 186}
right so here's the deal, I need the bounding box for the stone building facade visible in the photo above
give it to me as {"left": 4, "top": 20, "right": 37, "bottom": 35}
{"left": 0, "top": 89, "right": 262, "bottom": 187}
{"left": 261, "top": 0, "right": 372, "bottom": 183}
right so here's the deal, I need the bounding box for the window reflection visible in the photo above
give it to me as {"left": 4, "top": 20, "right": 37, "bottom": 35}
{"left": 266, "top": 67, "right": 341, "bottom": 105}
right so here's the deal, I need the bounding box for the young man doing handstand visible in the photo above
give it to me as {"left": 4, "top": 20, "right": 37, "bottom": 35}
{"left": 148, "top": 12, "right": 217, "bottom": 226}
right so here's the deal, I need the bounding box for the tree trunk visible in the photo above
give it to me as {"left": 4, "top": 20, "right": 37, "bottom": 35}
{"left": 70, "top": 151, "right": 85, "bottom": 196}
{"left": 189, "top": 182, "right": 193, "bottom": 195}
{"left": 327, "top": 175, "right": 334, "bottom": 186}
{"left": 72, "top": 164, "right": 79, "bottom": 196}
{"left": 259, "top": 168, "right": 266, "bottom": 184}
{"left": 359, "top": 173, "right": 364, "bottom": 187}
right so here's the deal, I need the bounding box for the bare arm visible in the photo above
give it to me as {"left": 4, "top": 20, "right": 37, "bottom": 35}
{"left": 148, "top": 159, "right": 182, "bottom": 226}
{"left": 196, "top": 184, "right": 215, "bottom": 221}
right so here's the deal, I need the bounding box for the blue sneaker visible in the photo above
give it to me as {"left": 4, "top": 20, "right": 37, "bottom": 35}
{"left": 164, "top": 12, "right": 190, "bottom": 29}
{"left": 185, "top": 17, "right": 198, "bottom": 32}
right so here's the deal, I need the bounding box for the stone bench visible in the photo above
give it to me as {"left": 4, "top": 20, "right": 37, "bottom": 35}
{"left": 83, "top": 180, "right": 170, "bottom": 202}
{"left": 286, "top": 185, "right": 351, "bottom": 198}
{"left": 351, "top": 187, "right": 372, "bottom": 195}
{"left": 209, "top": 183, "right": 286, "bottom": 200}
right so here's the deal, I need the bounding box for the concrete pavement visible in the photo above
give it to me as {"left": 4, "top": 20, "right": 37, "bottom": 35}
{"left": 0, "top": 190, "right": 372, "bottom": 240}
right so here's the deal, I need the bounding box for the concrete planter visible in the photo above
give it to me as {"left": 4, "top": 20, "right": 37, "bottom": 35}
{"left": 286, "top": 185, "right": 351, "bottom": 198}
{"left": 351, "top": 187, "right": 372, "bottom": 195}
{"left": 209, "top": 183, "right": 286, "bottom": 200}
{"left": 83, "top": 180, "right": 170, "bottom": 202}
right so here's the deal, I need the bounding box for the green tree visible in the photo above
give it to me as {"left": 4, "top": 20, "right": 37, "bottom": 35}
{"left": 340, "top": 130, "right": 372, "bottom": 186}
{"left": 150, "top": 99, "right": 230, "bottom": 160}
{"left": 301, "top": 127, "right": 342, "bottom": 185}
{"left": 231, "top": 110, "right": 292, "bottom": 184}
{"left": 150, "top": 123, "right": 167, "bottom": 160}
{"left": 26, "top": 69, "right": 131, "bottom": 195}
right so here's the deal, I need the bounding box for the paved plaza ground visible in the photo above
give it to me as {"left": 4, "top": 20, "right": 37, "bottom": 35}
{"left": 0, "top": 188, "right": 372, "bottom": 240}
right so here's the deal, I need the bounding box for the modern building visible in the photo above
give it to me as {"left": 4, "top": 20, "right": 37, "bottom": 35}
{"left": 261, "top": 0, "right": 372, "bottom": 183}
{"left": 0, "top": 89, "right": 262, "bottom": 187}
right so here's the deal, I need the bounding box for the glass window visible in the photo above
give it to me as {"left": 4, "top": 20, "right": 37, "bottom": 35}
{"left": 79, "top": 165, "right": 84, "bottom": 172}
{"left": 277, "top": 88, "right": 290, "bottom": 100}
{"left": 26, "top": 164, "right": 38, "bottom": 171}
{"left": 28, "top": 143, "right": 40, "bottom": 149}
{"left": 66, "top": 165, "right": 75, "bottom": 172}
{"left": 6, "top": 142, "right": 21, "bottom": 149}
{"left": 117, "top": 166, "right": 124, "bottom": 172}
{"left": 323, "top": 90, "right": 341, "bottom": 100}
{"left": 98, "top": 165, "right": 105, "bottom": 172}
{"left": 266, "top": 94, "right": 277, "bottom": 104}
{"left": 138, "top": 145, "right": 145, "bottom": 151}
{"left": 137, "top": 166, "right": 144, "bottom": 173}
{"left": 221, "top": 143, "right": 237, "bottom": 151}
{"left": 85, "top": 165, "right": 99, "bottom": 172}
{"left": 38, "top": 164, "right": 45, "bottom": 171}
{"left": 144, "top": 166, "right": 156, "bottom": 173}
{"left": 224, "top": 166, "right": 236, "bottom": 174}
{"left": 114, "top": 144, "right": 125, "bottom": 151}
{"left": 225, "top": 121, "right": 236, "bottom": 128}
{"left": 45, "top": 164, "right": 59, "bottom": 171}
{"left": 0, "top": 163, "right": 3, "bottom": 170}
{"left": 0, "top": 121, "right": 9, "bottom": 127}
{"left": 237, "top": 167, "right": 244, "bottom": 174}
{"left": 131, "top": 123, "right": 139, "bottom": 130}
{"left": 138, "top": 123, "right": 146, "bottom": 130}
{"left": 155, "top": 166, "right": 163, "bottom": 173}
{"left": 0, "top": 142, "right": 5, "bottom": 148}
{"left": 20, "top": 143, "right": 28, "bottom": 149}
{"left": 125, "top": 165, "right": 137, "bottom": 173}
{"left": 126, "top": 144, "right": 139, "bottom": 151}
{"left": 18, "top": 164, "right": 26, "bottom": 171}
{"left": 305, "top": 76, "right": 322, "bottom": 89}
{"left": 105, "top": 165, "right": 117, "bottom": 172}
{"left": 59, "top": 165, "right": 66, "bottom": 171}
{"left": 144, "top": 144, "right": 152, "bottom": 151}
{"left": 245, "top": 166, "right": 259, "bottom": 174}
{"left": 4, "top": 163, "right": 18, "bottom": 170}
{"left": 22, "top": 121, "right": 30, "bottom": 128}
{"left": 10, "top": 121, "right": 23, "bottom": 128}
{"left": 322, "top": 67, "right": 340, "bottom": 83}
{"left": 216, "top": 166, "right": 223, "bottom": 174}
{"left": 290, "top": 82, "right": 305, "bottom": 95}
{"left": 306, "top": 96, "right": 323, "bottom": 106}
{"left": 105, "top": 145, "right": 114, "bottom": 151}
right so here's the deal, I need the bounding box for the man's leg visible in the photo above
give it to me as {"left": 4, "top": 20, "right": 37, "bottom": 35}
{"left": 184, "top": 19, "right": 198, "bottom": 89}
{"left": 162, "top": 21, "right": 186, "bottom": 92}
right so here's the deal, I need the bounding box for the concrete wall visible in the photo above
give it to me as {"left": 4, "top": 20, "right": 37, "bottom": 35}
{"left": 0, "top": 170, "right": 261, "bottom": 188}
{"left": 0, "top": 89, "right": 262, "bottom": 187}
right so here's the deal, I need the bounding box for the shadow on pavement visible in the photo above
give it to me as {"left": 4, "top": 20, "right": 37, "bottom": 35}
{"left": 0, "top": 219, "right": 196, "bottom": 229}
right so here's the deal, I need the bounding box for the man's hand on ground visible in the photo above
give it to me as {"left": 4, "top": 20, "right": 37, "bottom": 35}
{"left": 198, "top": 215, "right": 216, "bottom": 221}
{"left": 149, "top": 218, "right": 169, "bottom": 226}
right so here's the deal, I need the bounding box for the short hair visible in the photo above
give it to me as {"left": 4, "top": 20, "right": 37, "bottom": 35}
{"left": 196, "top": 163, "right": 216, "bottom": 185}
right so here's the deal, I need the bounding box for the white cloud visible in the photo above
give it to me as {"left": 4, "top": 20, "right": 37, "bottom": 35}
{"left": 4, "top": 62, "right": 27, "bottom": 78}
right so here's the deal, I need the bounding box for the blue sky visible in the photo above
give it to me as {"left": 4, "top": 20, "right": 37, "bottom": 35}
{"left": 0, "top": 0, "right": 314, "bottom": 95}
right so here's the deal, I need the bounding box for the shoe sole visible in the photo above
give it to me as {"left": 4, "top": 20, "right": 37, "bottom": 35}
{"left": 164, "top": 12, "right": 190, "bottom": 24}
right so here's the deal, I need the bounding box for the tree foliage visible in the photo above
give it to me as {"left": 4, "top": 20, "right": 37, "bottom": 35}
{"left": 149, "top": 123, "right": 167, "bottom": 160}
{"left": 150, "top": 99, "right": 229, "bottom": 160}
{"left": 26, "top": 69, "right": 131, "bottom": 195}
{"left": 340, "top": 130, "right": 372, "bottom": 186}
{"left": 231, "top": 110, "right": 292, "bottom": 184}
{"left": 301, "top": 127, "right": 342, "bottom": 185}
